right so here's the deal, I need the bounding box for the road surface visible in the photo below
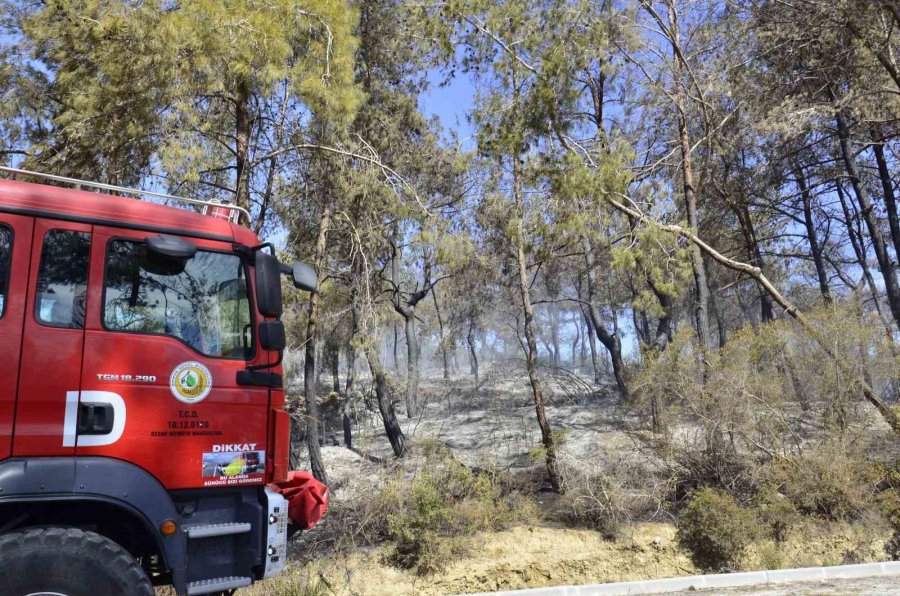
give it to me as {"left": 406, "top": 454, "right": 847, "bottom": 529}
{"left": 684, "top": 576, "right": 900, "bottom": 594}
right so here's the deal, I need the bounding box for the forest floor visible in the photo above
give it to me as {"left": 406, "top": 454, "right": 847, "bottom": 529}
{"left": 241, "top": 365, "right": 893, "bottom": 596}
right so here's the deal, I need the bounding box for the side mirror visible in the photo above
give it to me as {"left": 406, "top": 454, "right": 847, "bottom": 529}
{"left": 291, "top": 262, "right": 317, "bottom": 292}
{"left": 255, "top": 252, "right": 282, "bottom": 318}
{"left": 258, "top": 320, "right": 286, "bottom": 351}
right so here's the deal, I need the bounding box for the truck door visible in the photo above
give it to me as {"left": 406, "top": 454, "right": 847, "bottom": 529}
{"left": 0, "top": 214, "right": 33, "bottom": 460}
{"left": 13, "top": 219, "right": 92, "bottom": 456}
{"left": 78, "top": 227, "right": 270, "bottom": 489}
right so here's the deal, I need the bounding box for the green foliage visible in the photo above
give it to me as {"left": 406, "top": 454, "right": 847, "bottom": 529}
{"left": 756, "top": 541, "right": 785, "bottom": 570}
{"left": 384, "top": 445, "right": 538, "bottom": 574}
{"left": 764, "top": 449, "right": 873, "bottom": 521}
{"left": 638, "top": 302, "right": 897, "bottom": 466}
{"left": 610, "top": 224, "right": 692, "bottom": 318}
{"left": 754, "top": 488, "right": 799, "bottom": 543}
{"left": 11, "top": 0, "right": 364, "bottom": 204}
{"left": 677, "top": 488, "right": 757, "bottom": 572}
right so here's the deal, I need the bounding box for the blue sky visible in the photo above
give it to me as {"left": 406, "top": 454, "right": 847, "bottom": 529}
{"left": 421, "top": 67, "right": 477, "bottom": 145}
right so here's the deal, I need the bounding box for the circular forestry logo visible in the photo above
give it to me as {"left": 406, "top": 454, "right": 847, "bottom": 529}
{"left": 170, "top": 361, "right": 213, "bottom": 404}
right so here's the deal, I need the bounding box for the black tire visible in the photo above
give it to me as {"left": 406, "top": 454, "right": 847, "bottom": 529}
{"left": 0, "top": 527, "right": 154, "bottom": 596}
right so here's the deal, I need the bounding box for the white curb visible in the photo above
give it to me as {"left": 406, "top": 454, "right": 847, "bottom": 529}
{"left": 457, "top": 561, "right": 900, "bottom": 596}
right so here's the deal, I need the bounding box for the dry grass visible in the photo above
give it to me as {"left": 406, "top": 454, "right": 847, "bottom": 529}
{"left": 235, "top": 517, "right": 889, "bottom": 596}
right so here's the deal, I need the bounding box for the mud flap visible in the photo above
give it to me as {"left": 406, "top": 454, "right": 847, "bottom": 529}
{"left": 267, "top": 471, "right": 329, "bottom": 531}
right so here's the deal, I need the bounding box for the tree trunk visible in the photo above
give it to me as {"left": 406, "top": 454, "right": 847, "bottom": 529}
{"left": 432, "top": 287, "right": 450, "bottom": 380}
{"left": 795, "top": 166, "right": 832, "bottom": 303}
{"left": 343, "top": 342, "right": 357, "bottom": 450}
{"left": 549, "top": 302, "right": 561, "bottom": 367}
{"left": 872, "top": 132, "right": 900, "bottom": 269}
{"left": 667, "top": 0, "right": 712, "bottom": 350}
{"left": 392, "top": 324, "right": 399, "bottom": 369}
{"left": 836, "top": 111, "right": 900, "bottom": 329}
{"left": 345, "top": 344, "right": 356, "bottom": 395}
{"left": 513, "top": 157, "right": 560, "bottom": 491}
{"left": 582, "top": 235, "right": 630, "bottom": 398}
{"left": 365, "top": 344, "right": 406, "bottom": 457}
{"left": 331, "top": 345, "right": 340, "bottom": 395}
{"left": 648, "top": 278, "right": 674, "bottom": 350}
{"left": 837, "top": 182, "right": 897, "bottom": 343}
{"left": 578, "top": 312, "right": 588, "bottom": 367}
{"left": 631, "top": 291, "right": 652, "bottom": 348}
{"left": 735, "top": 203, "right": 774, "bottom": 321}
{"left": 234, "top": 78, "right": 251, "bottom": 211}
{"left": 571, "top": 314, "right": 580, "bottom": 367}
{"left": 390, "top": 228, "right": 423, "bottom": 418}
{"left": 402, "top": 310, "right": 420, "bottom": 418}
{"left": 303, "top": 202, "right": 331, "bottom": 485}
{"left": 709, "top": 280, "right": 727, "bottom": 347}
{"left": 467, "top": 318, "right": 479, "bottom": 385}
{"left": 582, "top": 308, "right": 601, "bottom": 383}
{"left": 288, "top": 397, "right": 302, "bottom": 470}
{"left": 350, "top": 281, "right": 405, "bottom": 457}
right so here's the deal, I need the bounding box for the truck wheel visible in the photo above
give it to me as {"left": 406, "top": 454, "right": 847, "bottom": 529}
{"left": 0, "top": 527, "right": 154, "bottom": 596}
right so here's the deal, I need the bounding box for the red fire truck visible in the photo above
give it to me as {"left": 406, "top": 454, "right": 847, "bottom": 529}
{"left": 0, "top": 167, "right": 327, "bottom": 595}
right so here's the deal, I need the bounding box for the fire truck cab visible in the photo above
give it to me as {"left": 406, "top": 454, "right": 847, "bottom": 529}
{"left": 0, "top": 168, "right": 324, "bottom": 596}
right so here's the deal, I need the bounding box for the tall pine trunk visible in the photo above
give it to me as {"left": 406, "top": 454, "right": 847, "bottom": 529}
{"left": 343, "top": 344, "right": 357, "bottom": 449}
{"left": 432, "top": 288, "right": 450, "bottom": 381}
{"left": 871, "top": 132, "right": 900, "bottom": 269}
{"left": 330, "top": 345, "right": 340, "bottom": 394}
{"left": 836, "top": 111, "right": 900, "bottom": 329}
{"left": 234, "top": 79, "right": 251, "bottom": 211}
{"left": 734, "top": 203, "right": 774, "bottom": 321}
{"left": 513, "top": 157, "right": 560, "bottom": 491}
{"left": 303, "top": 202, "right": 331, "bottom": 485}
{"left": 796, "top": 166, "right": 832, "bottom": 303}
{"left": 549, "top": 302, "right": 561, "bottom": 367}
{"left": 582, "top": 308, "right": 601, "bottom": 383}
{"left": 402, "top": 311, "right": 420, "bottom": 417}
{"left": 837, "top": 182, "right": 894, "bottom": 334}
{"left": 668, "top": 0, "right": 712, "bottom": 350}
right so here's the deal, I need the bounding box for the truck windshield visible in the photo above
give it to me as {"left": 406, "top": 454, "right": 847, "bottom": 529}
{"left": 103, "top": 240, "right": 253, "bottom": 359}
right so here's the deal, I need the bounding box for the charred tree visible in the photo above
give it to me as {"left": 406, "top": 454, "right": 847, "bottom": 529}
{"left": 836, "top": 111, "right": 900, "bottom": 329}
{"left": 795, "top": 165, "right": 832, "bottom": 303}
{"left": 582, "top": 235, "right": 630, "bottom": 398}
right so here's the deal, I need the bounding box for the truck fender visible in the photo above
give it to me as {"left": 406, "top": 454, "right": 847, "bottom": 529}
{"left": 0, "top": 457, "right": 186, "bottom": 583}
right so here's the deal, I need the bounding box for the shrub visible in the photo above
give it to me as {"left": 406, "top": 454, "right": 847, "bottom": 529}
{"left": 384, "top": 445, "right": 538, "bottom": 574}
{"left": 756, "top": 541, "right": 785, "bottom": 570}
{"left": 754, "top": 488, "right": 799, "bottom": 543}
{"left": 765, "top": 450, "right": 872, "bottom": 521}
{"left": 885, "top": 513, "right": 900, "bottom": 561}
{"left": 555, "top": 452, "right": 671, "bottom": 539}
{"left": 677, "top": 488, "right": 756, "bottom": 572}
{"left": 558, "top": 473, "right": 629, "bottom": 539}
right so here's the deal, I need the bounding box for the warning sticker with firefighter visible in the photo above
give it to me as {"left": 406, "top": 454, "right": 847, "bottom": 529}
{"left": 201, "top": 445, "right": 266, "bottom": 486}
{"left": 170, "top": 361, "right": 212, "bottom": 404}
